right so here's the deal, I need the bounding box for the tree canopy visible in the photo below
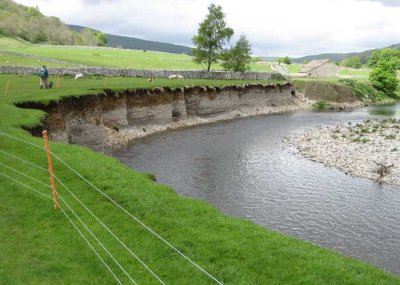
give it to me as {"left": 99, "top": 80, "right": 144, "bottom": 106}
{"left": 192, "top": 3, "right": 234, "bottom": 71}
{"left": 221, "top": 35, "right": 252, "bottom": 72}
{"left": 368, "top": 48, "right": 400, "bottom": 70}
{"left": 369, "top": 58, "right": 399, "bottom": 98}
{"left": 341, "top": 56, "right": 362, "bottom": 69}
{"left": 278, "top": 56, "right": 291, "bottom": 65}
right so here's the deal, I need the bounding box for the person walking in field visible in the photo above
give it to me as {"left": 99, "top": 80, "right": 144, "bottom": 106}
{"left": 39, "top": 65, "right": 49, "bottom": 89}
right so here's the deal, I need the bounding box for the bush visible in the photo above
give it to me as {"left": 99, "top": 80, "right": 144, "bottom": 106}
{"left": 369, "top": 60, "right": 399, "bottom": 98}
{"left": 312, "top": 100, "right": 332, "bottom": 110}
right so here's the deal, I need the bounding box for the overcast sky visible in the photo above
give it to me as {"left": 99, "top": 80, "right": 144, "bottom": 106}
{"left": 13, "top": 0, "right": 400, "bottom": 57}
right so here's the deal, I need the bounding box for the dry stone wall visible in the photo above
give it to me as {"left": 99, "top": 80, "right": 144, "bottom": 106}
{"left": 0, "top": 66, "right": 284, "bottom": 81}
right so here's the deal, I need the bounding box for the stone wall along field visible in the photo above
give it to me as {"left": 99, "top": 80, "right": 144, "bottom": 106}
{"left": 0, "top": 66, "right": 285, "bottom": 81}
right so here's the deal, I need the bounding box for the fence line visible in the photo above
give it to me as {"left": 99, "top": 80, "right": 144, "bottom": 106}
{"left": 0, "top": 166, "right": 131, "bottom": 285}
{"left": 0, "top": 169, "right": 124, "bottom": 285}
{"left": 57, "top": 192, "right": 139, "bottom": 285}
{"left": 0, "top": 149, "right": 48, "bottom": 172}
{"left": 0, "top": 161, "right": 50, "bottom": 190}
{"left": 54, "top": 175, "right": 166, "bottom": 285}
{"left": 0, "top": 171, "right": 51, "bottom": 200}
{"left": 0, "top": 144, "right": 164, "bottom": 284}
{"left": 60, "top": 206, "right": 125, "bottom": 285}
{"left": 52, "top": 152, "right": 224, "bottom": 285}
{"left": 0, "top": 130, "right": 223, "bottom": 284}
{"left": 0, "top": 131, "right": 45, "bottom": 150}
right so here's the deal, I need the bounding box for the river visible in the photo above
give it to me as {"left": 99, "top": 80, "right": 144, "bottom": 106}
{"left": 111, "top": 103, "right": 400, "bottom": 275}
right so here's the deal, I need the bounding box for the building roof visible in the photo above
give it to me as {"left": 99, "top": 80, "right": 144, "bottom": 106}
{"left": 299, "top": 59, "right": 331, "bottom": 73}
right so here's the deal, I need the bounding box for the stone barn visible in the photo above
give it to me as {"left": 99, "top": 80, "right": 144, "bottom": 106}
{"left": 299, "top": 59, "right": 339, "bottom": 77}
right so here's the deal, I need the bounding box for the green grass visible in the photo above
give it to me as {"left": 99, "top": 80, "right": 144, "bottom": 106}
{"left": 0, "top": 35, "right": 30, "bottom": 49}
{"left": 0, "top": 36, "right": 272, "bottom": 71}
{"left": 287, "top": 64, "right": 302, "bottom": 73}
{"left": 312, "top": 100, "right": 332, "bottom": 111}
{"left": 0, "top": 74, "right": 399, "bottom": 284}
{"left": 0, "top": 75, "right": 282, "bottom": 104}
{"left": 338, "top": 79, "right": 389, "bottom": 102}
{"left": 339, "top": 69, "right": 371, "bottom": 76}
{"left": 293, "top": 78, "right": 394, "bottom": 103}
{"left": 0, "top": 53, "right": 71, "bottom": 68}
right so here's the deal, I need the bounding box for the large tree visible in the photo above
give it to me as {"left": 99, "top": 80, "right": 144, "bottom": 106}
{"left": 221, "top": 35, "right": 252, "bottom": 72}
{"left": 192, "top": 3, "right": 234, "bottom": 71}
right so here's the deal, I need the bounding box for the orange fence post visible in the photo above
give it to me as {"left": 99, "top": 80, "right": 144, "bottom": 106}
{"left": 55, "top": 76, "right": 60, "bottom": 89}
{"left": 42, "top": 130, "right": 60, "bottom": 210}
{"left": 4, "top": 80, "right": 9, "bottom": 96}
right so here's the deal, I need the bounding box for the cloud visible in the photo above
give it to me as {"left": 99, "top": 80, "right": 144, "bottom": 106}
{"left": 361, "top": 0, "right": 400, "bottom": 6}
{"left": 12, "top": 0, "right": 400, "bottom": 57}
{"left": 82, "top": 0, "right": 122, "bottom": 4}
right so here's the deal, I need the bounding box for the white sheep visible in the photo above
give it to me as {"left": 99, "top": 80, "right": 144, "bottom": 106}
{"left": 75, "top": 73, "right": 83, "bottom": 80}
{"left": 168, "top": 74, "right": 184, "bottom": 79}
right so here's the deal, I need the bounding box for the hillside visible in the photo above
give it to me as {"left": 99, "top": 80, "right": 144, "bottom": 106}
{"left": 291, "top": 43, "right": 400, "bottom": 63}
{"left": 0, "top": 0, "right": 98, "bottom": 45}
{"left": 69, "top": 25, "right": 193, "bottom": 55}
{"left": 0, "top": 36, "right": 274, "bottom": 71}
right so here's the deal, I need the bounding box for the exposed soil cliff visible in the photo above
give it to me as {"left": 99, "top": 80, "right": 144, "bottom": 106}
{"left": 17, "top": 83, "right": 299, "bottom": 149}
{"left": 18, "top": 82, "right": 363, "bottom": 150}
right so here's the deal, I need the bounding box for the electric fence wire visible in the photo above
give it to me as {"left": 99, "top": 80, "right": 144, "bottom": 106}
{"left": 0, "top": 170, "right": 124, "bottom": 285}
{"left": 57, "top": 192, "right": 139, "bottom": 285}
{"left": 0, "top": 131, "right": 45, "bottom": 150}
{"left": 0, "top": 149, "right": 48, "bottom": 172}
{"left": 53, "top": 175, "right": 166, "bottom": 285}
{"left": 0, "top": 161, "right": 138, "bottom": 284}
{"left": 0, "top": 130, "right": 224, "bottom": 285}
{"left": 52, "top": 152, "right": 224, "bottom": 285}
{"left": 0, "top": 145, "right": 166, "bottom": 284}
{"left": 0, "top": 161, "right": 50, "bottom": 189}
{"left": 0, "top": 171, "right": 51, "bottom": 200}
{"left": 0, "top": 158, "right": 154, "bottom": 284}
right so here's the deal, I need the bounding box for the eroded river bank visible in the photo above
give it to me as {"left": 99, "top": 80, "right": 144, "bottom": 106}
{"left": 111, "top": 103, "right": 400, "bottom": 275}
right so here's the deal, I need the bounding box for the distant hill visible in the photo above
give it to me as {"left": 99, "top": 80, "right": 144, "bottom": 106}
{"left": 69, "top": 25, "right": 193, "bottom": 55}
{"left": 290, "top": 43, "right": 400, "bottom": 63}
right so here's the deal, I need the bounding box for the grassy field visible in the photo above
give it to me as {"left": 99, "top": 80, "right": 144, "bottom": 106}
{"left": 287, "top": 64, "right": 302, "bottom": 73}
{"left": 0, "top": 53, "right": 72, "bottom": 68}
{"left": 339, "top": 69, "right": 371, "bottom": 76}
{"left": 0, "top": 74, "right": 399, "bottom": 284}
{"left": 0, "top": 36, "right": 279, "bottom": 72}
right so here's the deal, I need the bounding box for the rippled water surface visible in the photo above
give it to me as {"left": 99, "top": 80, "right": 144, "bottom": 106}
{"left": 111, "top": 104, "right": 400, "bottom": 274}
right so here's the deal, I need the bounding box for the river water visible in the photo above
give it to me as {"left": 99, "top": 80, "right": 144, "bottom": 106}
{"left": 111, "top": 104, "right": 400, "bottom": 275}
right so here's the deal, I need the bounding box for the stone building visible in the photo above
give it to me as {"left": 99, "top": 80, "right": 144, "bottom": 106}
{"left": 299, "top": 59, "right": 339, "bottom": 77}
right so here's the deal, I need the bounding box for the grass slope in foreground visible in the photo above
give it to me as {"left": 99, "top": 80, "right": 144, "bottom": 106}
{"left": 0, "top": 74, "right": 399, "bottom": 284}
